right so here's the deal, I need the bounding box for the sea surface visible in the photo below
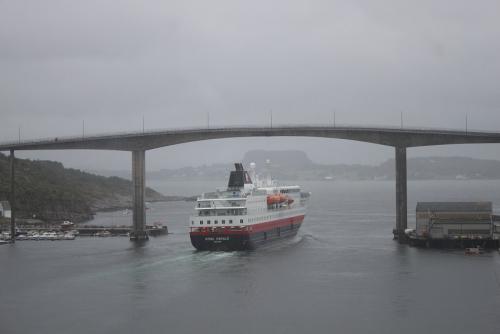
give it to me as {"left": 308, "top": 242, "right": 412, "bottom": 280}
{"left": 1, "top": 180, "right": 500, "bottom": 334}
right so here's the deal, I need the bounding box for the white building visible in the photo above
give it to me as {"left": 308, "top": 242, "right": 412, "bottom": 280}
{"left": 0, "top": 201, "right": 11, "bottom": 218}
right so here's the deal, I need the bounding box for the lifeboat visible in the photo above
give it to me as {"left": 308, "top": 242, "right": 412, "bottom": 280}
{"left": 267, "top": 194, "right": 291, "bottom": 205}
{"left": 267, "top": 195, "right": 281, "bottom": 205}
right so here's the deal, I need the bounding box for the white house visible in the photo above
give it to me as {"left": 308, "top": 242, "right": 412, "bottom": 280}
{"left": 0, "top": 201, "right": 11, "bottom": 218}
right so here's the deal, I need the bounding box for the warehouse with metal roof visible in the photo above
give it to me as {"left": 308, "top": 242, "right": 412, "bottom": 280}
{"left": 415, "top": 202, "right": 493, "bottom": 241}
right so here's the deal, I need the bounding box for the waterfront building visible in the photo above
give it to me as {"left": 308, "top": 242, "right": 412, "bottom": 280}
{"left": 415, "top": 202, "right": 492, "bottom": 240}
{"left": 0, "top": 201, "right": 11, "bottom": 219}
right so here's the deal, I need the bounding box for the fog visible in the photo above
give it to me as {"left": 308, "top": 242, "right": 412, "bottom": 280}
{"left": 1, "top": 0, "right": 499, "bottom": 171}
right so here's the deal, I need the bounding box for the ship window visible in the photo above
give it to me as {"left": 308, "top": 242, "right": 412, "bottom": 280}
{"left": 229, "top": 220, "right": 233, "bottom": 224}
{"left": 200, "top": 221, "right": 203, "bottom": 225}
{"left": 191, "top": 221, "right": 194, "bottom": 225}
{"left": 222, "top": 220, "right": 225, "bottom": 224}
{"left": 207, "top": 220, "right": 210, "bottom": 225}
{"left": 214, "top": 220, "right": 218, "bottom": 224}
{"left": 240, "top": 219, "right": 244, "bottom": 224}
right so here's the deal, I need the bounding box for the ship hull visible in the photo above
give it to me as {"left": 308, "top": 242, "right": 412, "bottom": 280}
{"left": 190, "top": 215, "right": 304, "bottom": 251}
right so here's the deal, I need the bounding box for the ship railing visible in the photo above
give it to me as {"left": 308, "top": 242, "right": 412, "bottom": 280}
{"left": 190, "top": 226, "right": 251, "bottom": 233}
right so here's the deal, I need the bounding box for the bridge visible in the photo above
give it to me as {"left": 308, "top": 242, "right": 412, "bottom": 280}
{"left": 2, "top": 125, "right": 500, "bottom": 243}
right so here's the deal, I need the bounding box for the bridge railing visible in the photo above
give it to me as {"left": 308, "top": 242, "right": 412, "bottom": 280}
{"left": 0, "top": 123, "right": 497, "bottom": 148}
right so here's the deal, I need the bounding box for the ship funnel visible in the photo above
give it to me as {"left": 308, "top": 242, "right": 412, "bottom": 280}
{"left": 234, "top": 163, "right": 244, "bottom": 171}
{"left": 228, "top": 162, "right": 253, "bottom": 189}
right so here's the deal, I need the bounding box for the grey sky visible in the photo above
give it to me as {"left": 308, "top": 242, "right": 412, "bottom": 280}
{"left": 1, "top": 0, "right": 500, "bottom": 170}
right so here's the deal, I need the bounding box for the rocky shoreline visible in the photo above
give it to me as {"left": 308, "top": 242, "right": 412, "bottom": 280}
{"left": 1, "top": 195, "right": 196, "bottom": 226}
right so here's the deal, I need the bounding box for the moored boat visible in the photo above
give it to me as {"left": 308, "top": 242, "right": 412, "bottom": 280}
{"left": 63, "top": 233, "right": 76, "bottom": 240}
{"left": 95, "top": 230, "right": 112, "bottom": 237}
{"left": 42, "top": 232, "right": 60, "bottom": 240}
{"left": 465, "top": 246, "right": 484, "bottom": 255}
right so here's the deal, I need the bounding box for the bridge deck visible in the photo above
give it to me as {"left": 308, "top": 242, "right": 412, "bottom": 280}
{"left": 1, "top": 125, "right": 500, "bottom": 151}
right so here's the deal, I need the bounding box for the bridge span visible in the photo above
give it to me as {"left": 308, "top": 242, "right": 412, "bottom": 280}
{"left": 2, "top": 125, "right": 500, "bottom": 243}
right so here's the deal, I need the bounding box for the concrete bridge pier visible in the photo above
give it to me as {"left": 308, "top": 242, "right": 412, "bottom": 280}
{"left": 395, "top": 146, "right": 408, "bottom": 243}
{"left": 10, "top": 149, "right": 16, "bottom": 243}
{"left": 130, "top": 150, "right": 149, "bottom": 241}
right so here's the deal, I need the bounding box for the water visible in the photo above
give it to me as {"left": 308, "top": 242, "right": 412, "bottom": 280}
{"left": 1, "top": 180, "right": 500, "bottom": 334}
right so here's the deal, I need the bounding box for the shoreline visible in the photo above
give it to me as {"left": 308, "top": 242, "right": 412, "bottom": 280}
{"left": 0, "top": 197, "right": 197, "bottom": 227}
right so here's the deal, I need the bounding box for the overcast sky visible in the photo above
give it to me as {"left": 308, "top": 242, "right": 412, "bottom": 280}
{"left": 1, "top": 0, "right": 500, "bottom": 171}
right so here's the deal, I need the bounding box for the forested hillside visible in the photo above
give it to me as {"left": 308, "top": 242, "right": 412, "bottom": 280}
{"left": 0, "top": 153, "right": 165, "bottom": 222}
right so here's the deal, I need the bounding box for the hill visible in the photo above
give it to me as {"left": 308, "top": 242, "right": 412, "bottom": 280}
{"left": 242, "top": 150, "right": 314, "bottom": 169}
{"left": 139, "top": 151, "right": 500, "bottom": 181}
{"left": 0, "top": 153, "right": 166, "bottom": 223}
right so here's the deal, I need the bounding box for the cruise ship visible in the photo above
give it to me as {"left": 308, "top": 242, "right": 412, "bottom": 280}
{"left": 189, "top": 163, "right": 310, "bottom": 251}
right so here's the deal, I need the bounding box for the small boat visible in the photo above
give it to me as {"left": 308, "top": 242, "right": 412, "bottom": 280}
{"left": 41, "top": 232, "right": 60, "bottom": 241}
{"left": 63, "top": 233, "right": 76, "bottom": 240}
{"left": 465, "top": 246, "right": 483, "bottom": 255}
{"left": 0, "top": 240, "right": 10, "bottom": 245}
{"left": 16, "top": 234, "right": 28, "bottom": 241}
{"left": 95, "top": 230, "right": 112, "bottom": 237}
{"left": 61, "top": 220, "right": 74, "bottom": 227}
{"left": 150, "top": 223, "right": 163, "bottom": 230}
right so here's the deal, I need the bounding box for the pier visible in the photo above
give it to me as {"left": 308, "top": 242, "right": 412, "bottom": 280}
{"left": 3, "top": 125, "right": 500, "bottom": 243}
{"left": 11, "top": 224, "right": 169, "bottom": 237}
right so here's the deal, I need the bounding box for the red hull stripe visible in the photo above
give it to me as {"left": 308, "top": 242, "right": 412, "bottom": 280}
{"left": 250, "top": 215, "right": 304, "bottom": 232}
{"left": 190, "top": 215, "right": 305, "bottom": 236}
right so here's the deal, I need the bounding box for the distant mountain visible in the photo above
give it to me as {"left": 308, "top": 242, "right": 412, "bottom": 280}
{"left": 395, "top": 156, "right": 500, "bottom": 180}
{"left": 117, "top": 151, "right": 500, "bottom": 181}
{"left": 0, "top": 153, "right": 167, "bottom": 223}
{"left": 242, "top": 150, "right": 314, "bottom": 169}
